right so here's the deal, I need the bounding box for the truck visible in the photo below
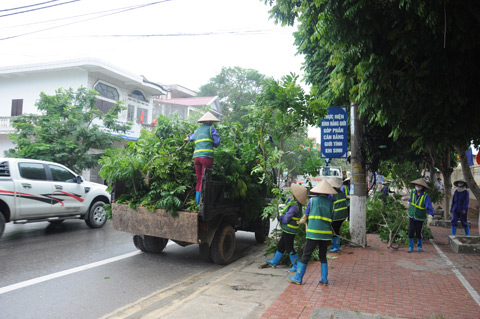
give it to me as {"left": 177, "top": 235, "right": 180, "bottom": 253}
{"left": 112, "top": 169, "right": 270, "bottom": 265}
{"left": 0, "top": 158, "right": 111, "bottom": 239}
{"left": 296, "top": 166, "right": 343, "bottom": 188}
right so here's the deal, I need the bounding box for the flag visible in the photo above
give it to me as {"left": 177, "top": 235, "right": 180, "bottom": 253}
{"left": 139, "top": 110, "right": 145, "bottom": 124}
{"left": 151, "top": 118, "right": 157, "bottom": 125}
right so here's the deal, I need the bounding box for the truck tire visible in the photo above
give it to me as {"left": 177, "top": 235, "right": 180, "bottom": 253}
{"left": 85, "top": 201, "right": 108, "bottom": 228}
{"left": 133, "top": 235, "right": 147, "bottom": 252}
{"left": 142, "top": 235, "right": 168, "bottom": 253}
{"left": 211, "top": 224, "right": 236, "bottom": 265}
{"left": 0, "top": 213, "right": 5, "bottom": 239}
{"left": 255, "top": 218, "right": 270, "bottom": 244}
{"left": 199, "top": 243, "right": 213, "bottom": 263}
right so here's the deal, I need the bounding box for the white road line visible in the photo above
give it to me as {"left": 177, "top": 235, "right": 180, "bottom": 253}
{"left": 0, "top": 250, "right": 142, "bottom": 295}
{"left": 430, "top": 239, "right": 480, "bottom": 308}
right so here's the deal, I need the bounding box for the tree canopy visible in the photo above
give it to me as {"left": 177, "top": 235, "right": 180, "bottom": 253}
{"left": 6, "top": 87, "right": 131, "bottom": 172}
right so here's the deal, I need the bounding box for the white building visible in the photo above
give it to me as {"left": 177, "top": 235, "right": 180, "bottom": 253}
{"left": 0, "top": 58, "right": 168, "bottom": 182}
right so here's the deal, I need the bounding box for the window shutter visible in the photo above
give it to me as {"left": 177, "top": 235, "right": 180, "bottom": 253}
{"left": 11, "top": 99, "right": 23, "bottom": 116}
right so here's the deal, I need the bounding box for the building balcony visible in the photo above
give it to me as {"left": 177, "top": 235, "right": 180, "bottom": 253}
{"left": 0, "top": 117, "right": 15, "bottom": 134}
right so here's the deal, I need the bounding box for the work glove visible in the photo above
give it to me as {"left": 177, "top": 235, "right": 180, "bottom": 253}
{"left": 298, "top": 215, "right": 308, "bottom": 225}
{"left": 184, "top": 136, "right": 189, "bottom": 142}
{"left": 427, "top": 214, "right": 433, "bottom": 226}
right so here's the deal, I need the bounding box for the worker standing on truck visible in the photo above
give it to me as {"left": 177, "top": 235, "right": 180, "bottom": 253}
{"left": 289, "top": 180, "right": 336, "bottom": 286}
{"left": 266, "top": 183, "right": 308, "bottom": 271}
{"left": 185, "top": 111, "right": 220, "bottom": 204}
{"left": 327, "top": 178, "right": 348, "bottom": 253}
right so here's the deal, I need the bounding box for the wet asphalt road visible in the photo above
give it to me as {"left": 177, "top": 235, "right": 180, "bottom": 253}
{"left": 0, "top": 220, "right": 258, "bottom": 319}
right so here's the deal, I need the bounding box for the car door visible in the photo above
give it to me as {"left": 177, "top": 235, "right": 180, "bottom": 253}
{"left": 16, "top": 162, "right": 53, "bottom": 218}
{"left": 48, "top": 164, "right": 86, "bottom": 216}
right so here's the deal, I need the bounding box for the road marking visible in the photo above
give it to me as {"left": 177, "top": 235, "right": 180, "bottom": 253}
{"left": 430, "top": 239, "right": 480, "bottom": 308}
{"left": 0, "top": 250, "right": 142, "bottom": 295}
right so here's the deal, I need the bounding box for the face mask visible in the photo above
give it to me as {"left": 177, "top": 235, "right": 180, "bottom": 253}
{"left": 415, "top": 186, "right": 423, "bottom": 191}
{"left": 457, "top": 183, "right": 465, "bottom": 188}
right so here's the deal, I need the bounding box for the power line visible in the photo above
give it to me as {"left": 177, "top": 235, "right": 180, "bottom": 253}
{"left": 0, "top": 1, "right": 172, "bottom": 41}
{"left": 0, "top": 0, "right": 80, "bottom": 18}
{"left": 0, "top": 0, "right": 61, "bottom": 12}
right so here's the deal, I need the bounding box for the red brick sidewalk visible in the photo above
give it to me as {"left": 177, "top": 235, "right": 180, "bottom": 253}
{"left": 261, "top": 218, "right": 480, "bottom": 319}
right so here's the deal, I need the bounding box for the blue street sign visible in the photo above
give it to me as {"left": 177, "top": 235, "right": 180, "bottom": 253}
{"left": 320, "top": 106, "right": 348, "bottom": 158}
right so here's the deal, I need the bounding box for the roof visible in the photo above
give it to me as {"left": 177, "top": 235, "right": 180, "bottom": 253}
{"left": 0, "top": 58, "right": 167, "bottom": 96}
{"left": 155, "top": 96, "right": 217, "bottom": 106}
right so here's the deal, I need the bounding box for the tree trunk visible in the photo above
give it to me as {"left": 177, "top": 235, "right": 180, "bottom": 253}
{"left": 443, "top": 170, "right": 452, "bottom": 219}
{"left": 455, "top": 144, "right": 480, "bottom": 201}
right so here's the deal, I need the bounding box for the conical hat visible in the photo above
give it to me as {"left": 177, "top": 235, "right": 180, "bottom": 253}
{"left": 310, "top": 180, "right": 337, "bottom": 195}
{"left": 454, "top": 179, "right": 468, "bottom": 188}
{"left": 290, "top": 183, "right": 308, "bottom": 205}
{"left": 410, "top": 178, "right": 429, "bottom": 189}
{"left": 327, "top": 178, "right": 343, "bottom": 189}
{"left": 197, "top": 111, "right": 220, "bottom": 123}
{"left": 343, "top": 177, "right": 350, "bottom": 183}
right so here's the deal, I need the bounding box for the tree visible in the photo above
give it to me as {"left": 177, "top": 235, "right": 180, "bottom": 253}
{"left": 198, "top": 66, "right": 267, "bottom": 122}
{"left": 266, "top": 1, "right": 480, "bottom": 200}
{"left": 6, "top": 87, "right": 131, "bottom": 172}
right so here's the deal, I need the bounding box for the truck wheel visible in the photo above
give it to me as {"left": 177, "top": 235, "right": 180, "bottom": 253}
{"left": 142, "top": 235, "right": 168, "bottom": 253}
{"left": 255, "top": 218, "right": 270, "bottom": 244}
{"left": 133, "top": 235, "right": 147, "bottom": 252}
{"left": 85, "top": 201, "right": 107, "bottom": 228}
{"left": 211, "top": 224, "right": 236, "bottom": 265}
{"left": 0, "top": 213, "right": 5, "bottom": 239}
{"left": 199, "top": 243, "right": 213, "bottom": 263}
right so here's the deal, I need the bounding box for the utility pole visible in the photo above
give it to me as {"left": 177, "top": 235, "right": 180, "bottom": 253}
{"left": 349, "top": 102, "right": 367, "bottom": 247}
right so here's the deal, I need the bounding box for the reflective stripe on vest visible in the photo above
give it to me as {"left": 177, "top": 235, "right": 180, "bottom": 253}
{"left": 193, "top": 124, "right": 214, "bottom": 158}
{"left": 281, "top": 200, "right": 302, "bottom": 234}
{"left": 407, "top": 189, "right": 427, "bottom": 221}
{"left": 332, "top": 192, "right": 348, "bottom": 221}
{"left": 306, "top": 196, "right": 333, "bottom": 241}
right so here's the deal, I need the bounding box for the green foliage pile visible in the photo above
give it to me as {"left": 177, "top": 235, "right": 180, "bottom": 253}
{"left": 367, "top": 193, "right": 433, "bottom": 246}
{"left": 99, "top": 114, "right": 272, "bottom": 219}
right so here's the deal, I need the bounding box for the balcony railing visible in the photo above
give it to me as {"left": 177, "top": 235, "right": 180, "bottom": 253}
{"left": 0, "top": 117, "right": 14, "bottom": 133}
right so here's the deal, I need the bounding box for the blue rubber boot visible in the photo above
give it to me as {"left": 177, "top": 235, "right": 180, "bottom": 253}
{"left": 417, "top": 238, "right": 423, "bottom": 252}
{"left": 408, "top": 238, "right": 414, "bottom": 253}
{"left": 451, "top": 226, "right": 457, "bottom": 236}
{"left": 196, "top": 191, "right": 201, "bottom": 204}
{"left": 319, "top": 263, "right": 329, "bottom": 285}
{"left": 288, "top": 262, "right": 307, "bottom": 285}
{"left": 465, "top": 226, "right": 470, "bottom": 236}
{"left": 329, "top": 237, "right": 340, "bottom": 253}
{"left": 287, "top": 253, "right": 299, "bottom": 272}
{"left": 266, "top": 251, "right": 283, "bottom": 268}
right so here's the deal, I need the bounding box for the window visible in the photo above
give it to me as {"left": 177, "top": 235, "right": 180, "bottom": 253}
{"left": 0, "top": 161, "right": 10, "bottom": 177}
{"left": 94, "top": 82, "right": 119, "bottom": 100}
{"left": 136, "top": 108, "right": 148, "bottom": 124}
{"left": 96, "top": 99, "right": 115, "bottom": 114}
{"left": 18, "top": 163, "right": 47, "bottom": 181}
{"left": 11, "top": 99, "right": 23, "bottom": 116}
{"left": 130, "top": 90, "right": 147, "bottom": 102}
{"left": 127, "top": 105, "right": 135, "bottom": 121}
{"left": 49, "top": 165, "right": 76, "bottom": 183}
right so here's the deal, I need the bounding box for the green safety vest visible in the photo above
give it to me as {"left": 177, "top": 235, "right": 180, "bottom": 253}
{"left": 407, "top": 189, "right": 427, "bottom": 221}
{"left": 306, "top": 195, "right": 333, "bottom": 241}
{"left": 332, "top": 191, "right": 348, "bottom": 221}
{"left": 281, "top": 200, "right": 302, "bottom": 234}
{"left": 193, "top": 124, "right": 214, "bottom": 158}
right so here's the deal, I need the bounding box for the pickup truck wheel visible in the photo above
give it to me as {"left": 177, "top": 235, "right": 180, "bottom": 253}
{"left": 133, "top": 235, "right": 148, "bottom": 252}
{"left": 142, "top": 235, "right": 168, "bottom": 253}
{"left": 85, "top": 201, "right": 107, "bottom": 228}
{"left": 0, "top": 213, "right": 5, "bottom": 239}
{"left": 199, "top": 243, "right": 213, "bottom": 263}
{"left": 255, "top": 218, "right": 270, "bottom": 244}
{"left": 211, "top": 224, "right": 236, "bottom": 265}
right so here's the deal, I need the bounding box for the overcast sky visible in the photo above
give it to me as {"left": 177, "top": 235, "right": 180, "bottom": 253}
{"left": 0, "top": 0, "right": 305, "bottom": 91}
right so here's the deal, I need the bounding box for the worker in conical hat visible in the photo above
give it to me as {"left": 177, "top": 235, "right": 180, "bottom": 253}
{"left": 450, "top": 179, "right": 470, "bottom": 237}
{"left": 407, "top": 178, "right": 434, "bottom": 253}
{"left": 288, "top": 180, "right": 336, "bottom": 286}
{"left": 326, "top": 178, "right": 347, "bottom": 253}
{"left": 184, "top": 111, "right": 221, "bottom": 204}
{"left": 266, "top": 183, "right": 307, "bottom": 272}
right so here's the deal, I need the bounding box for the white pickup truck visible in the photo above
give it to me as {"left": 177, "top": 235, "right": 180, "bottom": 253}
{"left": 0, "top": 158, "right": 111, "bottom": 239}
{"left": 296, "top": 166, "right": 343, "bottom": 188}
